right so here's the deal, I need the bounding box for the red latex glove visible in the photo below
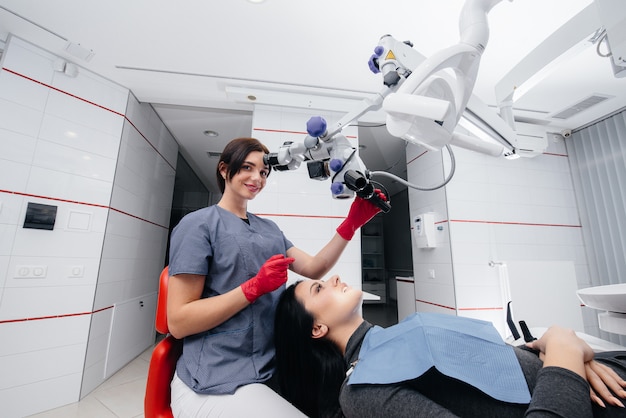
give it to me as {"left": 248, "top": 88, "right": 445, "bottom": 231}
{"left": 336, "top": 189, "right": 386, "bottom": 240}
{"left": 241, "top": 254, "right": 295, "bottom": 303}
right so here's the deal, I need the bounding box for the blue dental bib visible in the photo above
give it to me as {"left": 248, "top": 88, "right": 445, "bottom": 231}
{"left": 348, "top": 313, "right": 531, "bottom": 404}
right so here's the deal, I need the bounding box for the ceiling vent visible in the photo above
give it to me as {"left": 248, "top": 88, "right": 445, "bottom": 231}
{"left": 551, "top": 94, "right": 612, "bottom": 119}
{"left": 207, "top": 151, "right": 221, "bottom": 158}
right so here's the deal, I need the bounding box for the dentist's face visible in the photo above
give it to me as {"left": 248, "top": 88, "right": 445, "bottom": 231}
{"left": 224, "top": 150, "right": 269, "bottom": 200}
{"left": 295, "top": 275, "right": 362, "bottom": 328}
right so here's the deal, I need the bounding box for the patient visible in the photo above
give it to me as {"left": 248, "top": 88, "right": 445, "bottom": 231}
{"left": 274, "top": 275, "right": 626, "bottom": 418}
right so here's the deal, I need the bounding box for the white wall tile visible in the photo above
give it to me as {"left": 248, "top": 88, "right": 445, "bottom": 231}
{"left": 455, "top": 283, "right": 502, "bottom": 309}
{"left": 110, "top": 120, "right": 176, "bottom": 225}
{"left": 26, "top": 166, "right": 113, "bottom": 205}
{"left": 248, "top": 189, "right": 280, "bottom": 214}
{"left": 2, "top": 36, "right": 55, "bottom": 85}
{"left": 0, "top": 257, "right": 6, "bottom": 303}
{"left": 124, "top": 95, "right": 179, "bottom": 166}
{"left": 0, "top": 315, "right": 90, "bottom": 357}
{"left": 0, "top": 193, "right": 24, "bottom": 226}
{"left": 83, "top": 308, "right": 114, "bottom": 371}
{"left": 0, "top": 127, "right": 37, "bottom": 164}
{"left": 51, "top": 65, "right": 129, "bottom": 115}
{"left": 2, "top": 372, "right": 83, "bottom": 418}
{"left": 93, "top": 281, "right": 125, "bottom": 310}
{"left": 6, "top": 255, "right": 100, "bottom": 288}
{"left": 38, "top": 113, "right": 122, "bottom": 158}
{"left": 0, "top": 285, "right": 96, "bottom": 320}
{"left": 413, "top": 262, "right": 454, "bottom": 287}
{"left": 0, "top": 160, "right": 30, "bottom": 192}
{"left": 11, "top": 201, "right": 107, "bottom": 258}
{"left": 267, "top": 215, "right": 334, "bottom": 242}
{"left": 0, "top": 68, "right": 49, "bottom": 111}
{"left": 414, "top": 281, "right": 456, "bottom": 310}
{"left": 45, "top": 89, "right": 125, "bottom": 137}
{"left": 0, "top": 97, "right": 44, "bottom": 137}
{"left": 459, "top": 309, "right": 506, "bottom": 336}
{"left": 33, "top": 139, "right": 117, "bottom": 182}
{"left": 100, "top": 232, "right": 143, "bottom": 261}
{"left": 447, "top": 221, "right": 492, "bottom": 243}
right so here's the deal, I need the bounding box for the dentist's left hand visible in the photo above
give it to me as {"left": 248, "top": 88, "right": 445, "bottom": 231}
{"left": 241, "top": 254, "right": 295, "bottom": 303}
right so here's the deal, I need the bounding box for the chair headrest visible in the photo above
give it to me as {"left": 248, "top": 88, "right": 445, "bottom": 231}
{"left": 155, "top": 266, "right": 169, "bottom": 334}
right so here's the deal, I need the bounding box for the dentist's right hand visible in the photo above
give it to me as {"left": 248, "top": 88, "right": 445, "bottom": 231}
{"left": 241, "top": 254, "right": 295, "bottom": 303}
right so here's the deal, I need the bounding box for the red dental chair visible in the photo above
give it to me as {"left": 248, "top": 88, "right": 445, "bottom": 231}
{"left": 145, "top": 266, "right": 183, "bottom": 418}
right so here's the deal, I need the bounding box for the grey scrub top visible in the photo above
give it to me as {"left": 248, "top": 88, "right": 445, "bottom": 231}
{"left": 168, "top": 205, "right": 293, "bottom": 394}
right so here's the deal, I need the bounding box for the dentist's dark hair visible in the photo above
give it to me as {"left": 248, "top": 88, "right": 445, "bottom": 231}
{"left": 274, "top": 282, "right": 346, "bottom": 418}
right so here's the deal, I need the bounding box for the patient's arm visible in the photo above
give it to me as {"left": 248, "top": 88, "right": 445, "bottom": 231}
{"left": 525, "top": 326, "right": 596, "bottom": 416}
{"left": 526, "top": 326, "right": 594, "bottom": 379}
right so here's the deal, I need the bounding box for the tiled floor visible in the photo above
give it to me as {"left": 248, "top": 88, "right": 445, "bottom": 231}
{"left": 27, "top": 346, "right": 154, "bottom": 418}
{"left": 25, "top": 301, "right": 399, "bottom": 418}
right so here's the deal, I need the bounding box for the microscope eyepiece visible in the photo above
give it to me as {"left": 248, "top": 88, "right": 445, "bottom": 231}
{"left": 343, "top": 170, "right": 368, "bottom": 192}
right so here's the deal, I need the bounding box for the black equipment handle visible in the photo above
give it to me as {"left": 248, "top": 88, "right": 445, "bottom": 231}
{"left": 506, "top": 302, "right": 521, "bottom": 340}
{"left": 519, "top": 320, "right": 536, "bottom": 342}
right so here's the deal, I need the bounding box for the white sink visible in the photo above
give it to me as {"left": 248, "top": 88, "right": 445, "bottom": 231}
{"left": 577, "top": 283, "right": 626, "bottom": 313}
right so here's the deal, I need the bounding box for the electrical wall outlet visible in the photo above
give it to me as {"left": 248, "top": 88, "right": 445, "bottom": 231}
{"left": 15, "top": 265, "right": 48, "bottom": 279}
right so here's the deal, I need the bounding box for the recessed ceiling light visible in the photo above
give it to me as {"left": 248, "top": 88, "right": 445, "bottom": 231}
{"left": 247, "top": 0, "right": 266, "bottom": 3}
{"left": 203, "top": 130, "right": 219, "bottom": 137}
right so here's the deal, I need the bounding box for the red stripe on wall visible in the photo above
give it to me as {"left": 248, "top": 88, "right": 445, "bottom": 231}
{"left": 407, "top": 150, "right": 429, "bottom": 165}
{"left": 458, "top": 306, "right": 504, "bottom": 311}
{"left": 0, "top": 305, "right": 114, "bottom": 324}
{"left": 410, "top": 218, "right": 581, "bottom": 230}
{"left": 415, "top": 300, "right": 504, "bottom": 312}
{"left": 3, "top": 68, "right": 125, "bottom": 116}
{"left": 110, "top": 207, "right": 169, "bottom": 228}
{"left": 450, "top": 219, "right": 581, "bottom": 228}
{"left": 415, "top": 299, "right": 456, "bottom": 310}
{"left": 254, "top": 212, "right": 344, "bottom": 219}
{"left": 0, "top": 189, "right": 169, "bottom": 229}
{"left": 123, "top": 117, "right": 175, "bottom": 171}
{"left": 253, "top": 128, "right": 308, "bottom": 135}
{"left": 253, "top": 127, "right": 357, "bottom": 139}
{"left": 0, "top": 189, "right": 108, "bottom": 209}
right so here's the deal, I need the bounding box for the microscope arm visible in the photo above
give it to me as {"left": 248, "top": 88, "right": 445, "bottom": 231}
{"left": 266, "top": 0, "right": 549, "bottom": 204}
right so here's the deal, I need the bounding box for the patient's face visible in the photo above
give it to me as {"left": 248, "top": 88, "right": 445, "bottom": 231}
{"left": 295, "top": 275, "right": 362, "bottom": 327}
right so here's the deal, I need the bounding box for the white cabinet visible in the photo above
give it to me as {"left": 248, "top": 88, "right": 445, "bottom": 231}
{"left": 396, "top": 277, "right": 416, "bottom": 321}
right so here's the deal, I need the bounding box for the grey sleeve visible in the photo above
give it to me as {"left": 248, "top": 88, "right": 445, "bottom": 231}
{"left": 339, "top": 382, "right": 460, "bottom": 418}
{"left": 525, "top": 367, "right": 592, "bottom": 418}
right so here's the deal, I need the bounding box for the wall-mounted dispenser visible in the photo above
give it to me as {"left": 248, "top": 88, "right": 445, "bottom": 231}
{"left": 413, "top": 212, "right": 436, "bottom": 248}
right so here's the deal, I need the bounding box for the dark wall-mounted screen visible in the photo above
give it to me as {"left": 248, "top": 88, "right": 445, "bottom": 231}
{"left": 23, "top": 202, "right": 58, "bottom": 230}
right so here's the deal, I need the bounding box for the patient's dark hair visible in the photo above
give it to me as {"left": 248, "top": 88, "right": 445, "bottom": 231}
{"left": 274, "top": 282, "right": 346, "bottom": 418}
